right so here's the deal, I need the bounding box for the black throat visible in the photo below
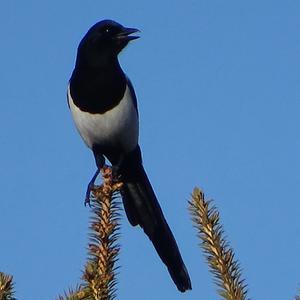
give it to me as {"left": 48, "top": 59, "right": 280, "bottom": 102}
{"left": 69, "top": 60, "right": 127, "bottom": 114}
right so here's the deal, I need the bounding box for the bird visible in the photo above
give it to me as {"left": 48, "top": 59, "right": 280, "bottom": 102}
{"left": 67, "top": 19, "right": 192, "bottom": 292}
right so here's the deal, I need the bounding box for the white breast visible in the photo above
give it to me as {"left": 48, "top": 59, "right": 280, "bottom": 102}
{"left": 68, "top": 84, "right": 139, "bottom": 153}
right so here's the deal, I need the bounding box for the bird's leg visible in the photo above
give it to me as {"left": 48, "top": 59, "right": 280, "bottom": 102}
{"left": 85, "top": 152, "right": 105, "bottom": 206}
{"left": 85, "top": 169, "right": 100, "bottom": 206}
{"left": 112, "top": 147, "right": 142, "bottom": 182}
{"left": 112, "top": 154, "right": 126, "bottom": 182}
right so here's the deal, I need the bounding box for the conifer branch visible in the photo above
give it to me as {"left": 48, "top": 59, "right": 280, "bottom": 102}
{"left": 189, "top": 187, "right": 248, "bottom": 300}
{"left": 57, "top": 286, "right": 87, "bottom": 300}
{"left": 82, "top": 166, "right": 122, "bottom": 300}
{"left": 0, "top": 272, "right": 15, "bottom": 300}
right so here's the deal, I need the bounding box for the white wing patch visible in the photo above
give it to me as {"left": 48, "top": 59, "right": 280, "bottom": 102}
{"left": 68, "top": 85, "right": 139, "bottom": 153}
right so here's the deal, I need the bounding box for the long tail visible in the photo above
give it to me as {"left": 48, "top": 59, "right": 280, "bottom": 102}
{"left": 119, "top": 146, "right": 192, "bottom": 292}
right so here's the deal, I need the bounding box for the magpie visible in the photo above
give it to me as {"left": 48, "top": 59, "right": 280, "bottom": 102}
{"left": 68, "top": 19, "right": 192, "bottom": 292}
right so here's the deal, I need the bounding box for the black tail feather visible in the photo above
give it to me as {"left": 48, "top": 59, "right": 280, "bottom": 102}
{"left": 119, "top": 147, "right": 192, "bottom": 292}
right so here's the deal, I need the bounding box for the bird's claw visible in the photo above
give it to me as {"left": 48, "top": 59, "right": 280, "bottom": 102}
{"left": 85, "top": 185, "right": 93, "bottom": 207}
{"left": 84, "top": 169, "right": 100, "bottom": 207}
{"left": 84, "top": 196, "right": 91, "bottom": 207}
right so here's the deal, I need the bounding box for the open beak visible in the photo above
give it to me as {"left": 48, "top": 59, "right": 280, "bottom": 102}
{"left": 115, "top": 27, "right": 140, "bottom": 41}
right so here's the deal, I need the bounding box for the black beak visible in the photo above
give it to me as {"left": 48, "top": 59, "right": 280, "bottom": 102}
{"left": 115, "top": 27, "right": 140, "bottom": 41}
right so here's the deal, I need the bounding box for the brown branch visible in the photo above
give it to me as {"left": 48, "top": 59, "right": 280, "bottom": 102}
{"left": 189, "top": 187, "right": 248, "bottom": 300}
{"left": 82, "top": 166, "right": 122, "bottom": 300}
{"left": 56, "top": 286, "right": 86, "bottom": 300}
{"left": 0, "top": 272, "right": 15, "bottom": 300}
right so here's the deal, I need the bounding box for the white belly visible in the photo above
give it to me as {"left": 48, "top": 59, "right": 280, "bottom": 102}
{"left": 68, "top": 85, "right": 139, "bottom": 153}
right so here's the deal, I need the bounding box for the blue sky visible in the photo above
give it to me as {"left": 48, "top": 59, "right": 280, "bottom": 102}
{"left": 0, "top": 1, "right": 300, "bottom": 299}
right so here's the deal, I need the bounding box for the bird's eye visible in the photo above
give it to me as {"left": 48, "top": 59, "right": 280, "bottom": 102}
{"left": 103, "top": 27, "right": 111, "bottom": 34}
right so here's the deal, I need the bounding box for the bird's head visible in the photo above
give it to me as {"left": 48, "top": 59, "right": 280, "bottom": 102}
{"left": 76, "top": 20, "right": 140, "bottom": 68}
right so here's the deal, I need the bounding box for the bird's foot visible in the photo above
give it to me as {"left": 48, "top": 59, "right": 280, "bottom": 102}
{"left": 84, "top": 169, "right": 100, "bottom": 207}
{"left": 84, "top": 187, "right": 92, "bottom": 207}
{"left": 111, "top": 165, "right": 122, "bottom": 183}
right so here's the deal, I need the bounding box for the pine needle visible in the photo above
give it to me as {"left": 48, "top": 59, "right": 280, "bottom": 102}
{"left": 56, "top": 286, "right": 87, "bottom": 300}
{"left": 0, "top": 273, "right": 15, "bottom": 300}
{"left": 189, "top": 187, "right": 248, "bottom": 300}
{"left": 82, "top": 166, "right": 122, "bottom": 300}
